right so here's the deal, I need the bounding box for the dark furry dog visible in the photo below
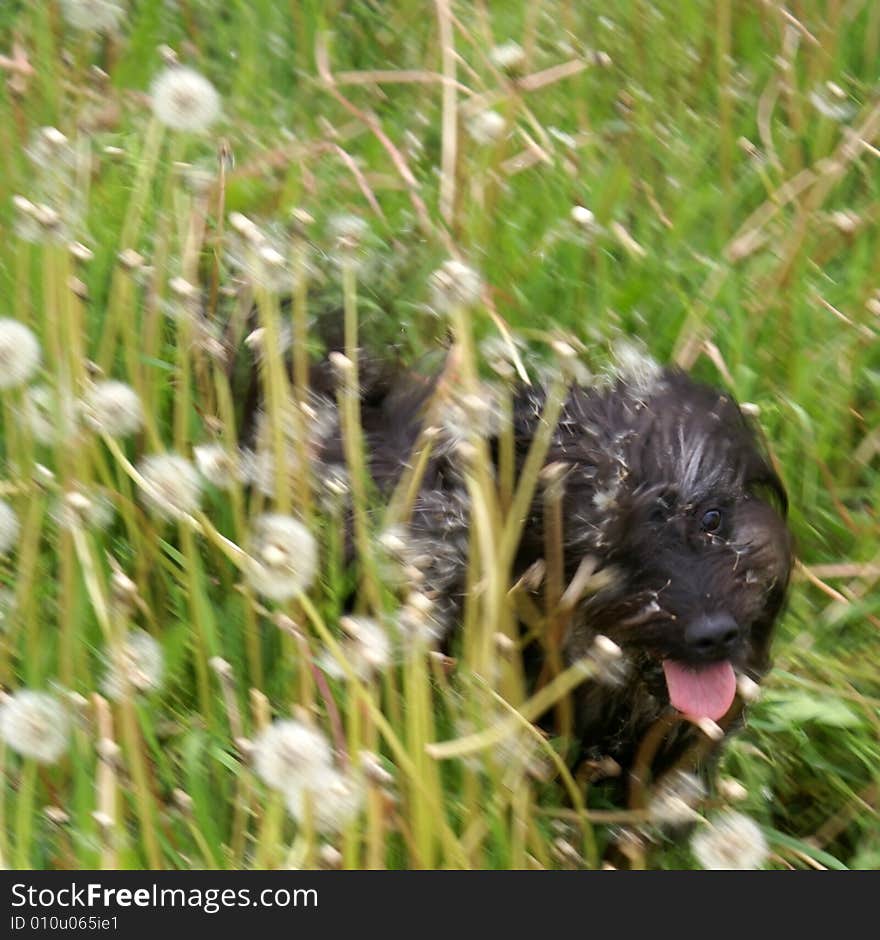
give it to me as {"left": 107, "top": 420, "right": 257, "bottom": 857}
{"left": 244, "top": 344, "right": 793, "bottom": 781}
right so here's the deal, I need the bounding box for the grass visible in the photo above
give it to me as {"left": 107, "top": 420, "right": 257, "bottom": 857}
{"left": 0, "top": 0, "right": 878, "bottom": 870}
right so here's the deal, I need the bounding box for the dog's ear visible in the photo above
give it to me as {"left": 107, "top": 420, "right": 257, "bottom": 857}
{"left": 747, "top": 470, "right": 788, "bottom": 516}
{"left": 736, "top": 406, "right": 788, "bottom": 516}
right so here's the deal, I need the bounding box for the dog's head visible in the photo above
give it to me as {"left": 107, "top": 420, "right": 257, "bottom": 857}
{"left": 556, "top": 367, "right": 793, "bottom": 724}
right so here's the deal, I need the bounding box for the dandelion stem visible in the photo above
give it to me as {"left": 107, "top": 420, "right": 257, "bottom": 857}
{"left": 498, "top": 373, "right": 568, "bottom": 572}
{"left": 14, "top": 758, "right": 38, "bottom": 868}
{"left": 297, "top": 592, "right": 468, "bottom": 867}
{"left": 336, "top": 268, "right": 382, "bottom": 612}
{"left": 254, "top": 283, "right": 291, "bottom": 515}
{"left": 426, "top": 657, "right": 596, "bottom": 761}
{"left": 93, "top": 694, "right": 119, "bottom": 871}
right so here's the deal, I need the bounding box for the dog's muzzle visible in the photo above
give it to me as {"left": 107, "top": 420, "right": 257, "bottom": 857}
{"left": 661, "top": 612, "right": 743, "bottom": 721}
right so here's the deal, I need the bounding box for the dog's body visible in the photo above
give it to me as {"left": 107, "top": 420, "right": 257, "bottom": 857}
{"left": 244, "top": 345, "right": 794, "bottom": 777}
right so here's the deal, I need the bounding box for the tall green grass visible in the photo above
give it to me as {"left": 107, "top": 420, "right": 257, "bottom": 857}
{"left": 0, "top": 0, "right": 877, "bottom": 870}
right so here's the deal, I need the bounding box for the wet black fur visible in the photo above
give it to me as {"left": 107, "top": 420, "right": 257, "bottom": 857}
{"left": 243, "top": 350, "right": 794, "bottom": 779}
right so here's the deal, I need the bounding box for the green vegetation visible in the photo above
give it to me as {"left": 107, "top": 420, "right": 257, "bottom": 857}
{"left": 0, "top": 0, "right": 877, "bottom": 870}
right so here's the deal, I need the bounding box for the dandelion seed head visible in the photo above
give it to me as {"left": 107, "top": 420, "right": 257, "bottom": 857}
{"left": 610, "top": 339, "right": 664, "bottom": 399}
{"left": 327, "top": 213, "right": 371, "bottom": 272}
{"left": 809, "top": 84, "right": 855, "bottom": 122}
{"left": 323, "top": 616, "right": 392, "bottom": 680}
{"left": 245, "top": 514, "right": 317, "bottom": 601}
{"left": 252, "top": 719, "right": 332, "bottom": 793}
{"left": 53, "top": 487, "right": 115, "bottom": 533}
{"left": 648, "top": 771, "right": 706, "bottom": 826}
{"left": 0, "top": 319, "right": 41, "bottom": 390}
{"left": 592, "top": 484, "right": 619, "bottom": 514}
{"left": 467, "top": 109, "right": 506, "bottom": 145}
{"left": 238, "top": 448, "right": 274, "bottom": 498}
{"left": 81, "top": 380, "right": 144, "bottom": 437}
{"left": 150, "top": 66, "right": 221, "bottom": 132}
{"left": 328, "top": 213, "right": 368, "bottom": 252}
{"left": 12, "top": 196, "right": 43, "bottom": 242}
{"left": 395, "top": 592, "right": 443, "bottom": 649}
{"left": 60, "top": 0, "right": 126, "bottom": 32}
{"left": 0, "top": 501, "right": 20, "bottom": 556}
{"left": 428, "top": 260, "right": 483, "bottom": 314}
{"left": 437, "top": 385, "right": 502, "bottom": 452}
{"left": 226, "top": 222, "right": 302, "bottom": 292}
{"left": 489, "top": 41, "right": 526, "bottom": 74}
{"left": 479, "top": 334, "right": 526, "bottom": 380}
{"left": 691, "top": 811, "right": 768, "bottom": 870}
{"left": 286, "top": 766, "right": 364, "bottom": 834}
{"left": 21, "top": 385, "right": 71, "bottom": 446}
{"left": 25, "top": 127, "right": 76, "bottom": 174}
{"left": 571, "top": 205, "right": 596, "bottom": 228}
{"left": 102, "top": 630, "right": 164, "bottom": 701}
{"left": 0, "top": 690, "right": 69, "bottom": 764}
{"left": 17, "top": 125, "right": 80, "bottom": 242}
{"left": 194, "top": 443, "right": 240, "bottom": 490}
{"left": 137, "top": 453, "right": 202, "bottom": 521}
{"left": 318, "top": 463, "right": 350, "bottom": 501}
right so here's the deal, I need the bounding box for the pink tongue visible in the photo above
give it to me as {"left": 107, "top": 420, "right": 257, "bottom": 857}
{"left": 662, "top": 660, "right": 737, "bottom": 721}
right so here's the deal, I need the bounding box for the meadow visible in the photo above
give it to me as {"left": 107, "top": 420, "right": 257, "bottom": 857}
{"left": 0, "top": 0, "right": 877, "bottom": 870}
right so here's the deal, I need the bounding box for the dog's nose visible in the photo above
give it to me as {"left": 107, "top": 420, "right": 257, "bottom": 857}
{"left": 685, "top": 612, "right": 742, "bottom": 658}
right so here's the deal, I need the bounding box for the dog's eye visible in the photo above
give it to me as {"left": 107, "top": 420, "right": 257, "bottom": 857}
{"left": 701, "top": 509, "right": 723, "bottom": 533}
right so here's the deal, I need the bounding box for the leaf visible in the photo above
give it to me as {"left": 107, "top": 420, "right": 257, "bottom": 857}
{"left": 762, "top": 691, "right": 863, "bottom": 729}
{"left": 767, "top": 831, "right": 849, "bottom": 871}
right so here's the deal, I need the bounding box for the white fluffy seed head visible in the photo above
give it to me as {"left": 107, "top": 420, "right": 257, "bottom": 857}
{"left": 571, "top": 205, "right": 596, "bottom": 227}
{"left": 327, "top": 213, "right": 368, "bottom": 254}
{"left": 0, "top": 690, "right": 70, "bottom": 764}
{"left": 81, "top": 380, "right": 144, "bottom": 437}
{"left": 428, "top": 260, "right": 483, "bottom": 314}
{"left": 489, "top": 40, "right": 526, "bottom": 74}
{"left": 691, "top": 811, "right": 769, "bottom": 870}
{"left": 648, "top": 770, "right": 706, "bottom": 826}
{"left": 467, "top": 109, "right": 506, "bottom": 145}
{"left": 0, "top": 319, "right": 41, "bottom": 390}
{"left": 102, "top": 630, "right": 164, "bottom": 701}
{"left": 150, "top": 66, "right": 221, "bottom": 132}
{"left": 136, "top": 453, "right": 202, "bottom": 521}
{"left": 252, "top": 719, "right": 332, "bottom": 793}
{"left": 285, "top": 765, "right": 364, "bottom": 834}
{"left": 327, "top": 616, "right": 392, "bottom": 680}
{"left": 54, "top": 487, "right": 115, "bottom": 533}
{"left": 245, "top": 514, "right": 317, "bottom": 602}
{"left": 60, "top": 0, "right": 125, "bottom": 32}
{"left": 194, "top": 443, "right": 240, "bottom": 490}
{"left": 22, "top": 385, "right": 75, "bottom": 446}
{"left": 0, "top": 501, "right": 20, "bottom": 556}
{"left": 610, "top": 338, "right": 663, "bottom": 398}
